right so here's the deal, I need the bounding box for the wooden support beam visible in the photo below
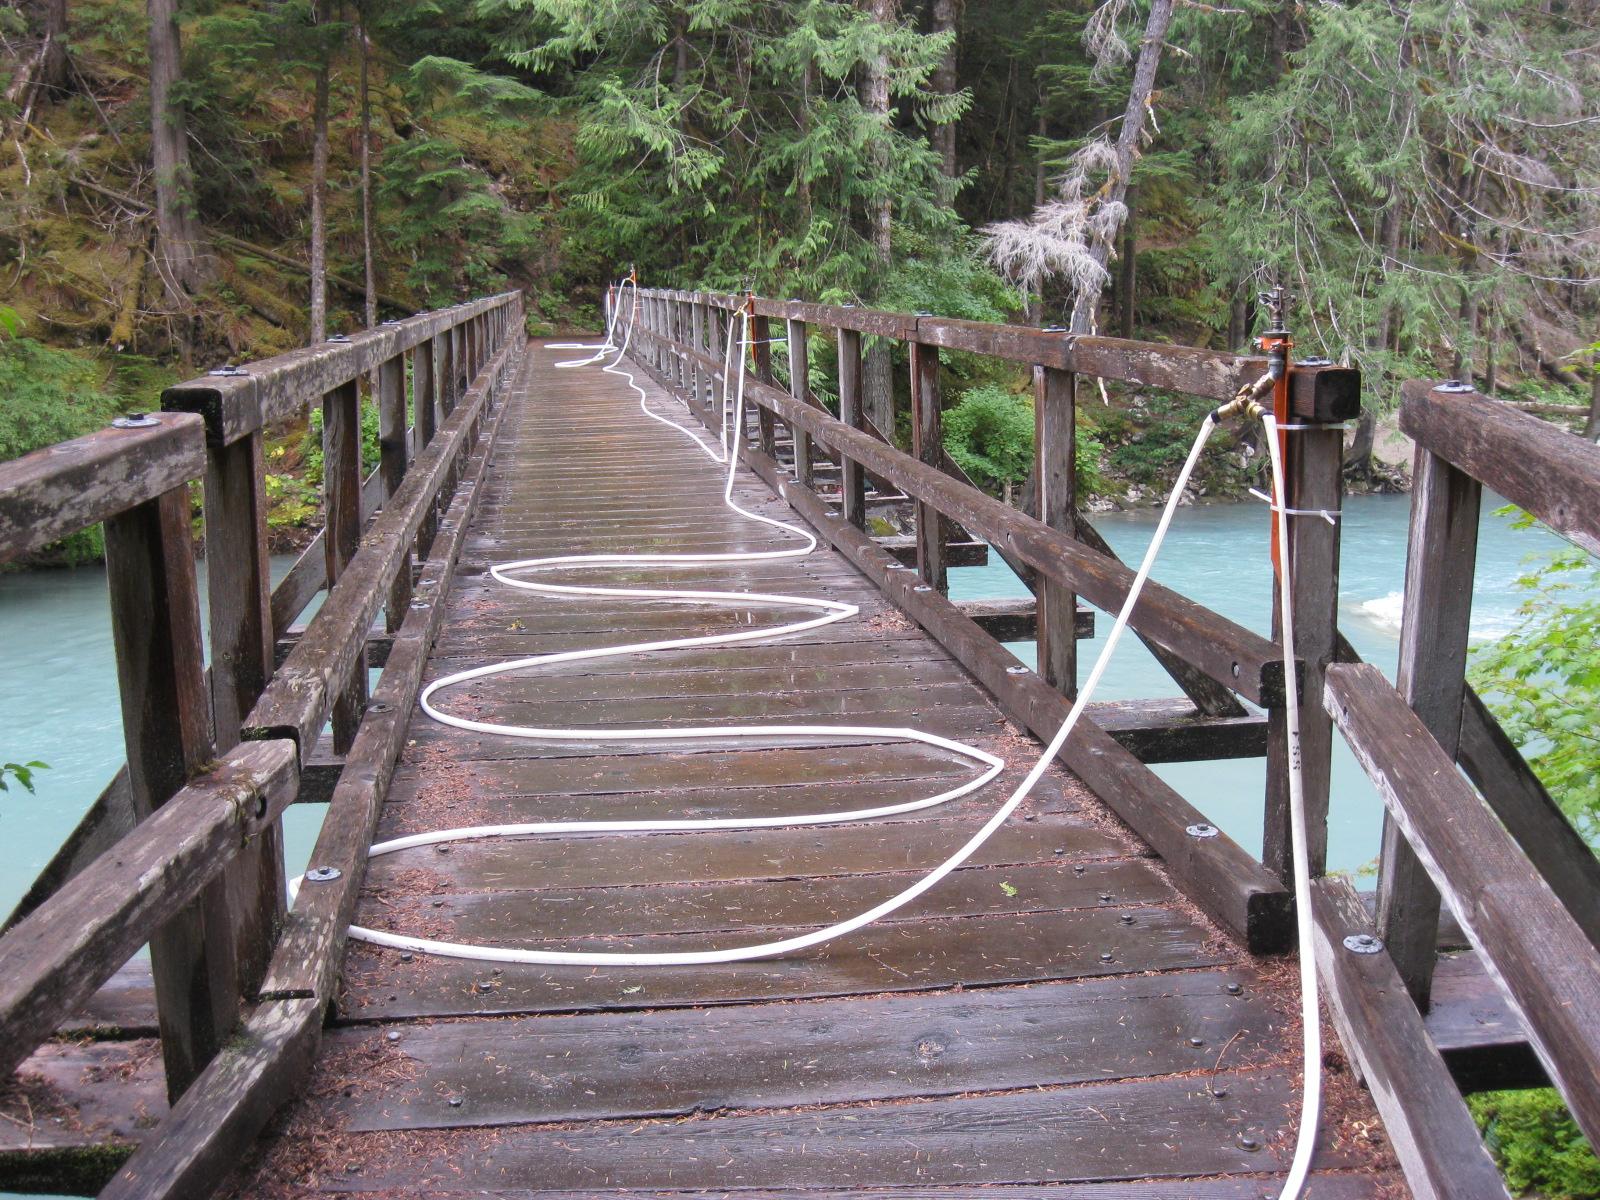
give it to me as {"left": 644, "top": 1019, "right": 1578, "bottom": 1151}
{"left": 200, "top": 428, "right": 285, "bottom": 1001}
{"left": 1086, "top": 697, "right": 1268, "bottom": 763}
{"left": 955, "top": 596, "right": 1094, "bottom": 642}
{"left": 910, "top": 340, "right": 947, "bottom": 593}
{"left": 1310, "top": 876, "right": 1510, "bottom": 1200}
{"left": 378, "top": 353, "right": 412, "bottom": 636}
{"left": 1327, "top": 661, "right": 1600, "bottom": 1144}
{"left": 1034, "top": 364, "right": 1076, "bottom": 696}
{"left": 1263, "top": 415, "right": 1345, "bottom": 883}
{"left": 836, "top": 328, "right": 867, "bottom": 530}
{"left": 787, "top": 317, "right": 812, "bottom": 488}
{"left": 753, "top": 313, "right": 777, "bottom": 458}
{"left": 321, "top": 380, "right": 368, "bottom": 755}
{"left": 103, "top": 485, "right": 234, "bottom": 1100}
{"left": 1380, "top": 445, "right": 1480, "bottom": 1007}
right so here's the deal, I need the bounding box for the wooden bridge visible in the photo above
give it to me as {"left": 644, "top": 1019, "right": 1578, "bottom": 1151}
{"left": 0, "top": 287, "right": 1597, "bottom": 1200}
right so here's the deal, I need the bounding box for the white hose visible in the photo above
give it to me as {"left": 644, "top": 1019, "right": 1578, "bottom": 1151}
{"left": 1263, "top": 414, "right": 1321, "bottom": 1199}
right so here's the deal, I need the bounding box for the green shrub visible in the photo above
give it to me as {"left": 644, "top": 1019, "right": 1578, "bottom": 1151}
{"left": 944, "top": 385, "right": 1035, "bottom": 502}
{"left": 1470, "top": 1088, "right": 1600, "bottom": 1199}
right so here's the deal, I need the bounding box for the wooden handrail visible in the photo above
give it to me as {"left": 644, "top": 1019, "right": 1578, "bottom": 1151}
{"left": 1400, "top": 378, "right": 1600, "bottom": 556}
{"left": 243, "top": 333, "right": 518, "bottom": 753}
{"left": 659, "top": 333, "right": 1294, "bottom": 708}
{"left": 1327, "top": 661, "right": 1600, "bottom": 1145}
{"left": 0, "top": 739, "right": 299, "bottom": 1080}
{"left": 0, "top": 411, "right": 205, "bottom": 560}
{"left": 0, "top": 289, "right": 525, "bottom": 1110}
{"left": 162, "top": 292, "right": 521, "bottom": 445}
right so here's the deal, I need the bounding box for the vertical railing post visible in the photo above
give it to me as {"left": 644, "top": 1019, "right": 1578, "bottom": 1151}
{"left": 1035, "top": 364, "right": 1077, "bottom": 695}
{"left": 708, "top": 302, "right": 725, "bottom": 424}
{"left": 415, "top": 335, "right": 439, "bottom": 558}
{"left": 378, "top": 351, "right": 411, "bottom": 633}
{"left": 1263, "top": 391, "right": 1348, "bottom": 888}
{"left": 322, "top": 379, "right": 367, "bottom": 753}
{"left": 439, "top": 326, "right": 457, "bottom": 418}
{"left": 837, "top": 326, "right": 867, "bottom": 529}
{"left": 198, "top": 422, "right": 286, "bottom": 1002}
{"left": 753, "top": 312, "right": 776, "bottom": 457}
{"left": 674, "top": 295, "right": 690, "bottom": 395}
{"left": 787, "top": 315, "right": 812, "bottom": 488}
{"left": 103, "top": 477, "right": 229, "bottom": 1100}
{"left": 691, "top": 298, "right": 706, "bottom": 418}
{"left": 909, "top": 336, "right": 947, "bottom": 592}
{"left": 1379, "top": 395, "right": 1480, "bottom": 1006}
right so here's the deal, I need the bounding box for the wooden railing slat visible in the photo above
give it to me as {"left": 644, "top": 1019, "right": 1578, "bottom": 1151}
{"left": 0, "top": 740, "right": 299, "bottom": 1082}
{"left": 1401, "top": 378, "right": 1600, "bottom": 556}
{"left": 1327, "top": 661, "right": 1600, "bottom": 1144}
{"left": 0, "top": 412, "right": 205, "bottom": 562}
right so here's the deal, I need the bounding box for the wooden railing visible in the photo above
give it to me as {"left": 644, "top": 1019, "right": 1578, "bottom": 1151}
{"left": 625, "top": 285, "right": 1363, "bottom": 953}
{"left": 0, "top": 291, "right": 524, "bottom": 1197}
{"left": 1310, "top": 379, "right": 1600, "bottom": 1197}
{"left": 629, "top": 291, "right": 1600, "bottom": 1198}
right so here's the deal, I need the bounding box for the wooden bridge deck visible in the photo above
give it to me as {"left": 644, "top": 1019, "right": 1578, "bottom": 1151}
{"left": 217, "top": 342, "right": 1399, "bottom": 1197}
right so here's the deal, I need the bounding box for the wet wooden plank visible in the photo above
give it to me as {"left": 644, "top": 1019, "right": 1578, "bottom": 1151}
{"left": 321, "top": 1182, "right": 1386, "bottom": 1200}
{"left": 311, "top": 1067, "right": 1349, "bottom": 1191}
{"left": 364, "top": 810, "right": 1130, "bottom": 892}
{"left": 356, "top": 858, "right": 1167, "bottom": 946}
{"left": 327, "top": 969, "right": 1276, "bottom": 1131}
{"left": 337, "top": 903, "right": 1225, "bottom": 1020}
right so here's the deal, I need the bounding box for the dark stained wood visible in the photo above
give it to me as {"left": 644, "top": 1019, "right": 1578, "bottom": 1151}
{"left": 0, "top": 740, "right": 298, "bottom": 1081}
{"left": 1380, "top": 445, "right": 1480, "bottom": 1006}
{"left": 0, "top": 1036, "right": 165, "bottom": 1171}
{"left": 103, "top": 484, "right": 233, "bottom": 1098}
{"left": 786, "top": 316, "right": 812, "bottom": 487}
{"left": 161, "top": 292, "right": 517, "bottom": 438}
{"left": 956, "top": 595, "right": 1095, "bottom": 642}
{"left": 1425, "top": 951, "right": 1546, "bottom": 1092}
{"left": 1289, "top": 363, "right": 1361, "bottom": 423}
{"left": 836, "top": 327, "right": 867, "bottom": 529}
{"left": 1309, "top": 876, "right": 1509, "bottom": 1200}
{"left": 323, "top": 379, "right": 368, "bottom": 754}
{"left": 1087, "top": 697, "right": 1269, "bottom": 762}
{"left": 340, "top": 903, "right": 1224, "bottom": 1020}
{"left": 413, "top": 337, "right": 437, "bottom": 458}
{"left": 1262, "top": 419, "right": 1343, "bottom": 883}
{"left": 909, "top": 340, "right": 947, "bottom": 592}
{"left": 1035, "top": 364, "right": 1076, "bottom": 695}
{"left": 1327, "top": 661, "right": 1600, "bottom": 1143}
{"left": 305, "top": 1067, "right": 1347, "bottom": 1191}
{"left": 327, "top": 969, "right": 1273, "bottom": 1131}
{"left": 884, "top": 534, "right": 987, "bottom": 567}
{"left": 0, "top": 411, "right": 205, "bottom": 562}
{"left": 1400, "top": 377, "right": 1600, "bottom": 556}
{"left": 247, "top": 342, "right": 509, "bottom": 752}
{"left": 201, "top": 427, "right": 287, "bottom": 998}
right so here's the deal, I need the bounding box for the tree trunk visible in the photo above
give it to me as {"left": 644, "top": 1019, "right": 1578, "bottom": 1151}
{"left": 859, "top": 0, "right": 896, "bottom": 438}
{"left": 1117, "top": 183, "right": 1136, "bottom": 338}
{"left": 1586, "top": 351, "right": 1600, "bottom": 442}
{"left": 30, "top": 0, "right": 69, "bottom": 101}
{"left": 309, "top": 0, "right": 333, "bottom": 343}
{"left": 1067, "top": 0, "right": 1175, "bottom": 335}
{"left": 358, "top": 4, "right": 375, "bottom": 330}
{"left": 146, "top": 0, "right": 208, "bottom": 301}
{"left": 930, "top": 0, "right": 961, "bottom": 187}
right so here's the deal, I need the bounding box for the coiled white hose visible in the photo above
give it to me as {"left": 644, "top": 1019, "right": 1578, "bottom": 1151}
{"left": 312, "top": 277, "right": 1321, "bottom": 1192}
{"left": 337, "top": 289, "right": 1214, "bottom": 968}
